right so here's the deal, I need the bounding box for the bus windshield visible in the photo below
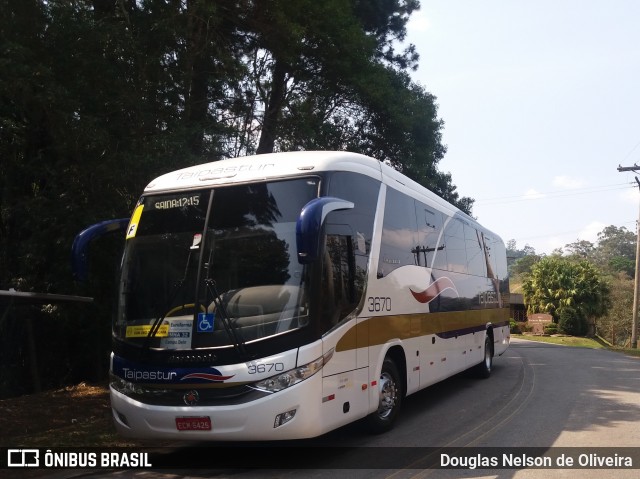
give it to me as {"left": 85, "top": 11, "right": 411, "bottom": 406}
{"left": 115, "top": 178, "right": 319, "bottom": 350}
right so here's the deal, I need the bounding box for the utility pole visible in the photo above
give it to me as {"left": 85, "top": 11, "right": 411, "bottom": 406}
{"left": 617, "top": 164, "right": 640, "bottom": 348}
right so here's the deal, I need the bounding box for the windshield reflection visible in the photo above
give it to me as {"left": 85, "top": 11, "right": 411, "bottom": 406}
{"left": 116, "top": 178, "right": 319, "bottom": 349}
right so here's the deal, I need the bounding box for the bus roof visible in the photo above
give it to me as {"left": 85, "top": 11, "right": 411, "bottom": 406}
{"left": 143, "top": 150, "right": 478, "bottom": 230}
{"left": 144, "top": 151, "right": 380, "bottom": 193}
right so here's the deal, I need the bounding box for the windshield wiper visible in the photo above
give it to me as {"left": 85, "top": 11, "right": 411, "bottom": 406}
{"left": 192, "top": 190, "right": 249, "bottom": 360}
{"left": 205, "top": 279, "right": 248, "bottom": 359}
{"left": 141, "top": 249, "right": 195, "bottom": 354}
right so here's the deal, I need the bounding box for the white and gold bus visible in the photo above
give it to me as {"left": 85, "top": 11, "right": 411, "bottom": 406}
{"left": 105, "top": 151, "right": 510, "bottom": 440}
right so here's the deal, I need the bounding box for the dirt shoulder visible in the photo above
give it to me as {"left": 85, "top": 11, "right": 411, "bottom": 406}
{"left": 1, "top": 382, "right": 164, "bottom": 448}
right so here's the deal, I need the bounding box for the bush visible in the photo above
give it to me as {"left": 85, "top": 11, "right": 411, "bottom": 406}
{"left": 557, "top": 307, "right": 587, "bottom": 336}
{"left": 509, "top": 319, "right": 521, "bottom": 334}
{"left": 544, "top": 323, "right": 558, "bottom": 335}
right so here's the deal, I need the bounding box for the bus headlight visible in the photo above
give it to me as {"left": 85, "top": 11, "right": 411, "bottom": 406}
{"left": 110, "top": 373, "right": 169, "bottom": 398}
{"left": 251, "top": 349, "right": 333, "bottom": 393}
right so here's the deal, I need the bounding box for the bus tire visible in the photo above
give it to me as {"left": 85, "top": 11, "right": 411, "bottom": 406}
{"left": 366, "top": 357, "right": 402, "bottom": 434}
{"left": 475, "top": 334, "right": 493, "bottom": 379}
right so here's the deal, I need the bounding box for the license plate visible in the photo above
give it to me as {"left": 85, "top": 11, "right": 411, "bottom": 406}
{"left": 175, "top": 416, "right": 212, "bottom": 431}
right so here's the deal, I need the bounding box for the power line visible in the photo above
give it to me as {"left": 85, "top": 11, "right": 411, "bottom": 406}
{"left": 511, "top": 220, "right": 637, "bottom": 244}
{"left": 475, "top": 182, "right": 634, "bottom": 205}
{"left": 620, "top": 140, "right": 640, "bottom": 164}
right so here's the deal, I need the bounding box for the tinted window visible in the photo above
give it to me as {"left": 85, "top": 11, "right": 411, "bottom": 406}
{"left": 322, "top": 231, "right": 356, "bottom": 326}
{"left": 492, "top": 237, "right": 509, "bottom": 281}
{"left": 415, "top": 202, "right": 446, "bottom": 270}
{"left": 379, "top": 187, "right": 418, "bottom": 277}
{"left": 444, "top": 218, "right": 467, "bottom": 274}
{"left": 327, "top": 172, "right": 379, "bottom": 259}
{"left": 483, "top": 234, "right": 498, "bottom": 279}
{"left": 465, "top": 224, "right": 486, "bottom": 276}
{"left": 322, "top": 172, "right": 380, "bottom": 329}
{"left": 117, "top": 179, "right": 319, "bottom": 347}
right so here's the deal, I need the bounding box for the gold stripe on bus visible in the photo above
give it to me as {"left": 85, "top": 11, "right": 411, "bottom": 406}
{"left": 336, "top": 308, "right": 510, "bottom": 352}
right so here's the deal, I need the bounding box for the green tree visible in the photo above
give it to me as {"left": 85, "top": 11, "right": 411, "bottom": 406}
{"left": 0, "top": 0, "right": 250, "bottom": 395}
{"left": 244, "top": 0, "right": 414, "bottom": 155}
{"left": 563, "top": 239, "right": 595, "bottom": 259}
{"left": 557, "top": 306, "right": 587, "bottom": 336}
{"left": 506, "top": 240, "right": 539, "bottom": 277}
{"left": 511, "top": 255, "right": 540, "bottom": 277}
{"left": 594, "top": 225, "right": 636, "bottom": 277}
{"left": 232, "top": 0, "right": 472, "bottom": 211}
{"left": 522, "top": 257, "right": 610, "bottom": 336}
{"left": 0, "top": 0, "right": 471, "bottom": 395}
{"left": 597, "top": 273, "right": 634, "bottom": 347}
{"left": 277, "top": 61, "right": 472, "bottom": 212}
{"left": 506, "top": 240, "right": 537, "bottom": 260}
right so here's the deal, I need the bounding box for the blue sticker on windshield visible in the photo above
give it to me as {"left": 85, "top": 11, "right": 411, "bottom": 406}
{"left": 197, "top": 313, "right": 215, "bottom": 333}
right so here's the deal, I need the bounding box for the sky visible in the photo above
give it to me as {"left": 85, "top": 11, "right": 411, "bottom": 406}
{"left": 403, "top": 0, "right": 640, "bottom": 255}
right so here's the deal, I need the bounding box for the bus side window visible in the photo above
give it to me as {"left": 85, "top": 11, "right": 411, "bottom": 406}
{"left": 492, "top": 237, "right": 510, "bottom": 295}
{"left": 415, "top": 202, "right": 446, "bottom": 270}
{"left": 322, "top": 231, "right": 357, "bottom": 328}
{"left": 379, "top": 187, "right": 418, "bottom": 277}
{"left": 483, "top": 233, "right": 498, "bottom": 279}
{"left": 444, "top": 218, "right": 467, "bottom": 274}
{"left": 326, "top": 171, "right": 378, "bottom": 276}
{"left": 464, "top": 224, "right": 486, "bottom": 277}
{"left": 323, "top": 171, "right": 379, "bottom": 330}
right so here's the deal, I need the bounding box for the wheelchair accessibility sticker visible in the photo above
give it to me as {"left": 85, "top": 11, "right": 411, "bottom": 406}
{"left": 197, "top": 313, "right": 215, "bottom": 333}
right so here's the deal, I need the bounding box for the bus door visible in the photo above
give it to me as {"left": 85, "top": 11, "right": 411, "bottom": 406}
{"left": 320, "top": 222, "right": 371, "bottom": 423}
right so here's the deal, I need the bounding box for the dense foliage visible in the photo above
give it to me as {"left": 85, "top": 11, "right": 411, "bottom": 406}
{"left": 522, "top": 257, "right": 610, "bottom": 334}
{"left": 509, "top": 226, "right": 635, "bottom": 345}
{"left": 0, "top": 0, "right": 473, "bottom": 397}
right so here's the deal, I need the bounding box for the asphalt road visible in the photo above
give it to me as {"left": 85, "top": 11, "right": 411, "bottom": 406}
{"left": 34, "top": 338, "right": 640, "bottom": 479}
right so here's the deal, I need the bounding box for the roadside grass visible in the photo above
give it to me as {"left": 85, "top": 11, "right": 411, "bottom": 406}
{"left": 513, "top": 333, "right": 640, "bottom": 357}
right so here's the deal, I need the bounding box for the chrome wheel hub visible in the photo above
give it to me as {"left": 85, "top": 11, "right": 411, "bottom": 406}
{"left": 377, "top": 372, "right": 397, "bottom": 418}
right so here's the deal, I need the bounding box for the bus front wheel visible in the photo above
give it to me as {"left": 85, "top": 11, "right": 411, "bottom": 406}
{"left": 367, "top": 358, "right": 402, "bottom": 434}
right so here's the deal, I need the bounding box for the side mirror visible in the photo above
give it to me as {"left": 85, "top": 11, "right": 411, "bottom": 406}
{"left": 71, "top": 218, "right": 129, "bottom": 281}
{"left": 296, "top": 197, "right": 354, "bottom": 264}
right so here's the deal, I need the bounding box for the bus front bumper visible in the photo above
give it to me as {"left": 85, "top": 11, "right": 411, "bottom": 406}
{"left": 109, "top": 376, "right": 324, "bottom": 441}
